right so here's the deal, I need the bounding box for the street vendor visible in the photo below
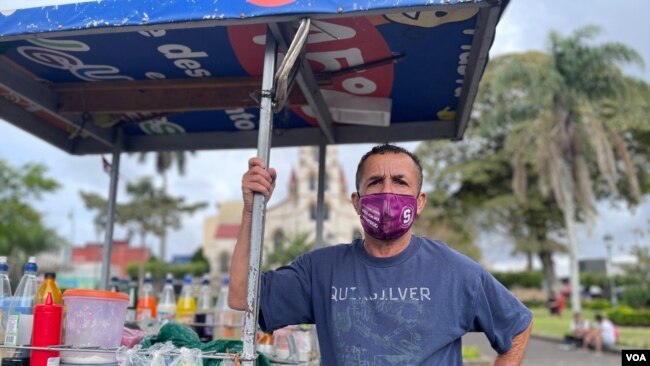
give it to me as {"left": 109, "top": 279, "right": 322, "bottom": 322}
{"left": 229, "top": 144, "right": 532, "bottom": 365}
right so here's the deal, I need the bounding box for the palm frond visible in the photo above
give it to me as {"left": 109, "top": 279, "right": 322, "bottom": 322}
{"left": 582, "top": 116, "right": 619, "bottom": 195}
{"left": 611, "top": 132, "right": 642, "bottom": 203}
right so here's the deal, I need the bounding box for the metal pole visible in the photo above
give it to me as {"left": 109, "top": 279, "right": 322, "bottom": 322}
{"left": 315, "top": 139, "right": 327, "bottom": 248}
{"left": 241, "top": 27, "right": 276, "bottom": 365}
{"left": 605, "top": 240, "right": 618, "bottom": 310}
{"left": 100, "top": 130, "right": 122, "bottom": 290}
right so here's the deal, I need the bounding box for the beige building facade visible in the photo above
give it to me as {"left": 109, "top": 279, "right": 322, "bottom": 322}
{"left": 202, "top": 146, "right": 363, "bottom": 282}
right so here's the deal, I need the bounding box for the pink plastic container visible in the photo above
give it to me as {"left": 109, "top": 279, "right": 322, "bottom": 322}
{"left": 61, "top": 289, "right": 129, "bottom": 364}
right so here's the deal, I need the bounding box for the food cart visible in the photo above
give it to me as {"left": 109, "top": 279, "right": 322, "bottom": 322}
{"left": 0, "top": 0, "right": 509, "bottom": 363}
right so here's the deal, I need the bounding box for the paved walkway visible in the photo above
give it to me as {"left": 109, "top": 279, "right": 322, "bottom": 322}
{"left": 462, "top": 333, "right": 620, "bottom": 366}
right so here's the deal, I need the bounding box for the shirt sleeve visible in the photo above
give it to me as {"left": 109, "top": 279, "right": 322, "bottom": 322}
{"left": 258, "top": 253, "right": 315, "bottom": 333}
{"left": 470, "top": 270, "right": 533, "bottom": 354}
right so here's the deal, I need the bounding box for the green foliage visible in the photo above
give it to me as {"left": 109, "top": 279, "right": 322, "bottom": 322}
{"left": 622, "top": 246, "right": 650, "bottom": 287}
{"left": 0, "top": 158, "right": 63, "bottom": 256}
{"left": 580, "top": 272, "right": 609, "bottom": 288}
{"left": 190, "top": 247, "right": 210, "bottom": 271}
{"left": 583, "top": 298, "right": 611, "bottom": 311}
{"left": 126, "top": 258, "right": 208, "bottom": 279}
{"left": 623, "top": 286, "right": 650, "bottom": 309}
{"left": 608, "top": 306, "right": 650, "bottom": 327}
{"left": 491, "top": 271, "right": 543, "bottom": 289}
{"left": 263, "top": 232, "right": 313, "bottom": 271}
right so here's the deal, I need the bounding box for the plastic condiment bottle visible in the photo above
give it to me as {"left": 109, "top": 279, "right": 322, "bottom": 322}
{"left": 176, "top": 274, "right": 196, "bottom": 325}
{"left": 0, "top": 257, "right": 12, "bottom": 335}
{"left": 214, "top": 277, "right": 243, "bottom": 340}
{"left": 194, "top": 274, "right": 213, "bottom": 341}
{"left": 31, "top": 293, "right": 63, "bottom": 366}
{"left": 5, "top": 257, "right": 38, "bottom": 357}
{"left": 0, "top": 257, "right": 12, "bottom": 363}
{"left": 156, "top": 273, "right": 176, "bottom": 324}
{"left": 36, "top": 273, "right": 62, "bottom": 305}
{"left": 136, "top": 272, "right": 157, "bottom": 322}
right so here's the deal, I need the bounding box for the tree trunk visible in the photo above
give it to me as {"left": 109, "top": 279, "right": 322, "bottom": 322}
{"left": 160, "top": 231, "right": 167, "bottom": 263}
{"left": 160, "top": 173, "right": 168, "bottom": 262}
{"left": 538, "top": 249, "right": 557, "bottom": 296}
{"left": 563, "top": 198, "right": 582, "bottom": 313}
{"left": 526, "top": 251, "right": 533, "bottom": 272}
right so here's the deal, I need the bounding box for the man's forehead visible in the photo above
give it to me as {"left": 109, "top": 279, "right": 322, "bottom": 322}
{"left": 361, "top": 153, "right": 417, "bottom": 177}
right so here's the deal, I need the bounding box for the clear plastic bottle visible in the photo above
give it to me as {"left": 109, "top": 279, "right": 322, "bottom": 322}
{"left": 136, "top": 272, "right": 157, "bottom": 322}
{"left": 0, "top": 256, "right": 12, "bottom": 345}
{"left": 36, "top": 272, "right": 63, "bottom": 305}
{"left": 156, "top": 273, "right": 176, "bottom": 324}
{"left": 176, "top": 274, "right": 196, "bottom": 325}
{"left": 194, "top": 274, "right": 213, "bottom": 341}
{"left": 214, "top": 277, "right": 243, "bottom": 340}
{"left": 5, "top": 256, "right": 38, "bottom": 357}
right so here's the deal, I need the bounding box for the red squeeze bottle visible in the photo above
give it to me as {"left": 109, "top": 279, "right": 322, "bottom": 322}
{"left": 31, "top": 292, "right": 63, "bottom": 366}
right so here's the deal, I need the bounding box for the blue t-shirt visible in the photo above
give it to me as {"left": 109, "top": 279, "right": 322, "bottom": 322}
{"left": 259, "top": 236, "right": 532, "bottom": 365}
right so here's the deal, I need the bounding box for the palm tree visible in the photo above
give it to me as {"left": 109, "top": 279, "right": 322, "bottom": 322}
{"left": 489, "top": 25, "right": 645, "bottom": 312}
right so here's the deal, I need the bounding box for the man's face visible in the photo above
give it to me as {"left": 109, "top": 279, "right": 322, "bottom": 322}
{"left": 352, "top": 152, "right": 426, "bottom": 215}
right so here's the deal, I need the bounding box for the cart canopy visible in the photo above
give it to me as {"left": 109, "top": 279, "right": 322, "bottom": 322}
{"left": 0, "top": 0, "right": 509, "bottom": 154}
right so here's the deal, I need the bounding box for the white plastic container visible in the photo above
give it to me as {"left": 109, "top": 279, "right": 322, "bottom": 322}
{"left": 61, "top": 289, "right": 129, "bottom": 364}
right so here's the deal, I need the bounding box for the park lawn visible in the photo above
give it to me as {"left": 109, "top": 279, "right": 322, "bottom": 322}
{"left": 530, "top": 307, "right": 650, "bottom": 349}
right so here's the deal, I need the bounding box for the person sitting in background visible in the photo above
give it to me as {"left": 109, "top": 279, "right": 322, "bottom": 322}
{"left": 560, "top": 312, "right": 590, "bottom": 349}
{"left": 582, "top": 314, "right": 616, "bottom": 354}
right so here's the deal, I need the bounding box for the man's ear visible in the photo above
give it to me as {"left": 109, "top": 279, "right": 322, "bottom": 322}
{"left": 416, "top": 192, "right": 427, "bottom": 215}
{"left": 351, "top": 192, "right": 361, "bottom": 214}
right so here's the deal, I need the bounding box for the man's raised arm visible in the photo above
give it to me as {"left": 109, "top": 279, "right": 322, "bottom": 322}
{"left": 228, "top": 157, "right": 276, "bottom": 310}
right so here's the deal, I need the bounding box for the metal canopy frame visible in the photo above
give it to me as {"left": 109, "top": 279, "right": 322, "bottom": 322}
{"left": 0, "top": 1, "right": 507, "bottom": 363}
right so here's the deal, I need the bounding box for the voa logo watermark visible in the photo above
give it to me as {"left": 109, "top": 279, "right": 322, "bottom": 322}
{"left": 622, "top": 349, "right": 649, "bottom": 365}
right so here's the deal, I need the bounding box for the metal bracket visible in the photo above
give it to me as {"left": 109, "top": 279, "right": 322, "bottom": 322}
{"left": 269, "top": 21, "right": 337, "bottom": 144}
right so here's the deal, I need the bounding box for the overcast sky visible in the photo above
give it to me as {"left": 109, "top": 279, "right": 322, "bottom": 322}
{"left": 0, "top": 0, "right": 648, "bottom": 267}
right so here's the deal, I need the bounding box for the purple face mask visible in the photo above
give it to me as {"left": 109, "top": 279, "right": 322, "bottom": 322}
{"left": 358, "top": 193, "right": 417, "bottom": 241}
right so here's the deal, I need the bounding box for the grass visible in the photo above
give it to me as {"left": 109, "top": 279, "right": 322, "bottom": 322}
{"left": 530, "top": 307, "right": 650, "bottom": 349}
{"left": 462, "top": 345, "right": 482, "bottom": 359}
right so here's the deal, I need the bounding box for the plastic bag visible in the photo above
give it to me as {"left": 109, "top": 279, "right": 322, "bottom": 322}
{"left": 117, "top": 345, "right": 149, "bottom": 366}
{"left": 169, "top": 347, "right": 202, "bottom": 366}
{"left": 140, "top": 323, "right": 270, "bottom": 366}
{"left": 149, "top": 342, "right": 177, "bottom": 366}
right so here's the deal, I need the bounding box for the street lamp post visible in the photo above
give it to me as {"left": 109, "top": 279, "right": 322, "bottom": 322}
{"left": 604, "top": 235, "right": 618, "bottom": 310}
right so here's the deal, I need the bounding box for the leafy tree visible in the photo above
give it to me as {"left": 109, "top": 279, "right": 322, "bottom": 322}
{"left": 416, "top": 137, "right": 565, "bottom": 290}
{"left": 0, "top": 158, "right": 63, "bottom": 264}
{"left": 138, "top": 150, "right": 194, "bottom": 261}
{"left": 80, "top": 176, "right": 208, "bottom": 266}
{"left": 263, "top": 232, "right": 313, "bottom": 271}
{"left": 471, "top": 25, "right": 648, "bottom": 312}
{"left": 190, "top": 247, "right": 210, "bottom": 272}
{"left": 417, "top": 26, "right": 650, "bottom": 310}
